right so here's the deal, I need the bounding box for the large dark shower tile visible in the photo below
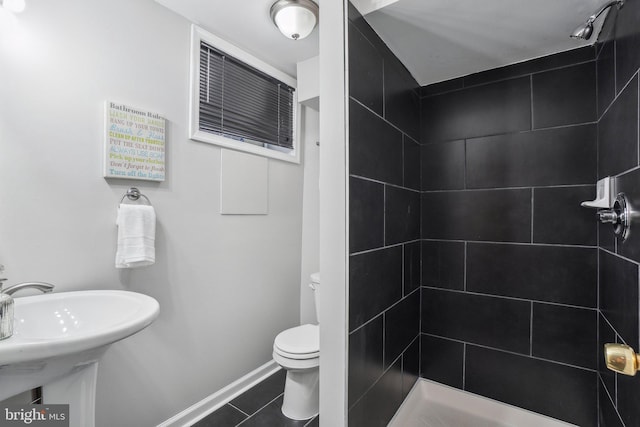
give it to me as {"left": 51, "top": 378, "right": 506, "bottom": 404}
{"left": 422, "top": 189, "right": 531, "bottom": 242}
{"left": 403, "top": 241, "right": 421, "bottom": 295}
{"left": 350, "top": 246, "right": 403, "bottom": 330}
{"left": 385, "top": 186, "right": 420, "bottom": 245}
{"left": 421, "top": 76, "right": 531, "bottom": 143}
{"left": 349, "top": 315, "right": 384, "bottom": 405}
{"left": 420, "top": 335, "right": 464, "bottom": 388}
{"left": 404, "top": 136, "right": 421, "bottom": 190}
{"left": 532, "top": 303, "right": 598, "bottom": 369}
{"left": 599, "top": 379, "right": 624, "bottom": 427}
{"left": 617, "top": 371, "right": 640, "bottom": 427}
{"left": 600, "top": 219, "right": 616, "bottom": 253}
{"left": 348, "top": 23, "right": 383, "bottom": 115}
{"left": 466, "top": 125, "right": 596, "bottom": 189}
{"left": 598, "top": 76, "right": 638, "bottom": 179}
{"left": 466, "top": 243, "right": 597, "bottom": 308}
{"left": 349, "top": 177, "right": 384, "bottom": 254}
{"left": 533, "top": 186, "right": 597, "bottom": 246}
{"left": 422, "top": 288, "right": 530, "bottom": 354}
{"left": 599, "top": 250, "right": 639, "bottom": 349}
{"left": 464, "top": 47, "right": 595, "bottom": 87}
{"left": 597, "top": 41, "right": 616, "bottom": 118}
{"left": 466, "top": 346, "right": 597, "bottom": 427}
{"left": 421, "top": 140, "right": 465, "bottom": 190}
{"left": 532, "top": 62, "right": 597, "bottom": 128}
{"left": 385, "top": 56, "right": 420, "bottom": 139}
{"left": 348, "top": 359, "right": 403, "bottom": 427}
{"left": 402, "top": 338, "right": 419, "bottom": 399}
{"left": 421, "top": 77, "right": 464, "bottom": 97}
{"left": 421, "top": 240, "right": 465, "bottom": 291}
{"left": 350, "top": 99, "right": 403, "bottom": 186}
{"left": 385, "top": 291, "right": 420, "bottom": 367}
{"left": 614, "top": 0, "right": 640, "bottom": 93}
{"left": 599, "top": 313, "right": 617, "bottom": 399}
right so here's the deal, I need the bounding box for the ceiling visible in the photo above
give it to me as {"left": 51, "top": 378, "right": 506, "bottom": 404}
{"left": 154, "top": 0, "right": 319, "bottom": 78}
{"left": 156, "top": 0, "right": 609, "bottom": 86}
{"left": 363, "top": 0, "right": 607, "bottom": 85}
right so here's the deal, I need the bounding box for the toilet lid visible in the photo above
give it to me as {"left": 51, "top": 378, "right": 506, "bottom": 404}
{"left": 274, "top": 324, "right": 319, "bottom": 356}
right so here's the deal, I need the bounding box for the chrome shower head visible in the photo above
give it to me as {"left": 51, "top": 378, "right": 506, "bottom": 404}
{"left": 570, "top": 0, "right": 624, "bottom": 41}
{"left": 570, "top": 21, "right": 594, "bottom": 40}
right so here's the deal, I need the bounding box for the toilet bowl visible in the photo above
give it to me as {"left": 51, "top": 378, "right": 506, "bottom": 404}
{"left": 273, "top": 323, "right": 319, "bottom": 420}
{"left": 272, "top": 273, "right": 320, "bottom": 420}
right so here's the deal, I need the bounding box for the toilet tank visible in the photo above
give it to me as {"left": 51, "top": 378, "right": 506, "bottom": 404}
{"left": 309, "top": 272, "right": 320, "bottom": 324}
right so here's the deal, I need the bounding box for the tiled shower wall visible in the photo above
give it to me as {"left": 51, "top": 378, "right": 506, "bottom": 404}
{"left": 419, "top": 47, "right": 600, "bottom": 425}
{"left": 596, "top": 1, "right": 640, "bottom": 426}
{"left": 348, "top": 1, "right": 640, "bottom": 426}
{"left": 347, "top": 4, "right": 421, "bottom": 426}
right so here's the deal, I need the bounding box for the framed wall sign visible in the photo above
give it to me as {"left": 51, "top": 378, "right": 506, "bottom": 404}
{"left": 104, "top": 101, "right": 166, "bottom": 181}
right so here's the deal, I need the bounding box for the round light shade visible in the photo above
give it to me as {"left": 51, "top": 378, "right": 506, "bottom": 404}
{"left": 2, "top": 0, "right": 25, "bottom": 13}
{"left": 270, "top": 0, "right": 318, "bottom": 41}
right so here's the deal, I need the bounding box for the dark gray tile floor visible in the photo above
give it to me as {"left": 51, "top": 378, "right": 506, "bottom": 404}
{"left": 192, "top": 369, "right": 319, "bottom": 427}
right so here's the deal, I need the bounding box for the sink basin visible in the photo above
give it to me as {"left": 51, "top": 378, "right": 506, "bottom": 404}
{"left": 0, "top": 290, "right": 159, "bottom": 365}
{"left": 0, "top": 290, "right": 159, "bottom": 426}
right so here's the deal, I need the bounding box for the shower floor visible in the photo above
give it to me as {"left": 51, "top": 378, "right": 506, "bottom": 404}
{"left": 388, "top": 379, "right": 576, "bottom": 427}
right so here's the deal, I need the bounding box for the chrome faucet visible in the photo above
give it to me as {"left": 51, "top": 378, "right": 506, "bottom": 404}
{"left": 0, "top": 265, "right": 55, "bottom": 340}
{"left": 3, "top": 282, "right": 55, "bottom": 296}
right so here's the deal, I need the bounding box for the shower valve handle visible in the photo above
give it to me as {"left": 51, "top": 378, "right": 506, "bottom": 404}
{"left": 604, "top": 343, "right": 640, "bottom": 376}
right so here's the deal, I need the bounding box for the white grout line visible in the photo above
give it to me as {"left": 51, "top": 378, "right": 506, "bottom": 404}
{"left": 421, "top": 56, "right": 597, "bottom": 98}
{"left": 228, "top": 403, "right": 250, "bottom": 417}
{"left": 530, "top": 302, "right": 534, "bottom": 357}
{"left": 531, "top": 188, "right": 535, "bottom": 243}
{"left": 350, "top": 239, "right": 421, "bottom": 257}
{"left": 421, "top": 182, "right": 596, "bottom": 193}
{"left": 421, "top": 238, "right": 597, "bottom": 250}
{"left": 350, "top": 174, "right": 420, "bottom": 193}
{"left": 422, "top": 332, "right": 597, "bottom": 373}
{"left": 530, "top": 74, "right": 535, "bottom": 130}
{"left": 463, "top": 242, "right": 467, "bottom": 292}
{"left": 422, "top": 286, "right": 598, "bottom": 311}
{"left": 462, "top": 343, "right": 467, "bottom": 390}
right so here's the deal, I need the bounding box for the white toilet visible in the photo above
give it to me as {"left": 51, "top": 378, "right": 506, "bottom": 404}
{"left": 272, "top": 272, "right": 320, "bottom": 420}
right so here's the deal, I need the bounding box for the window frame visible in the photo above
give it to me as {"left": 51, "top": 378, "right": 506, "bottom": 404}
{"left": 189, "top": 25, "right": 301, "bottom": 164}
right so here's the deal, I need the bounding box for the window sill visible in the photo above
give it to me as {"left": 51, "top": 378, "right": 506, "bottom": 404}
{"left": 190, "top": 130, "right": 301, "bottom": 164}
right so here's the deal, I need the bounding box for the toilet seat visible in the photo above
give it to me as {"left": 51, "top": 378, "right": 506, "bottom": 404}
{"left": 273, "top": 324, "right": 319, "bottom": 360}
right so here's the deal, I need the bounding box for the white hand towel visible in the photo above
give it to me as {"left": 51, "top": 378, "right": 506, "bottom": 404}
{"left": 115, "top": 204, "right": 156, "bottom": 269}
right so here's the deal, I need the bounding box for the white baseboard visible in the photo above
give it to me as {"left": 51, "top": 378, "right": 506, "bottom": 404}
{"left": 157, "top": 360, "right": 280, "bottom": 427}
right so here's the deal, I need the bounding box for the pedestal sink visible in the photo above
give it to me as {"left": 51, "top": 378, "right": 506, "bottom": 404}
{"left": 0, "top": 290, "right": 159, "bottom": 427}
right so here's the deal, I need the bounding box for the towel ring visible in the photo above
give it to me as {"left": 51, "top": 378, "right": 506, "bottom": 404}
{"left": 119, "top": 187, "right": 152, "bottom": 205}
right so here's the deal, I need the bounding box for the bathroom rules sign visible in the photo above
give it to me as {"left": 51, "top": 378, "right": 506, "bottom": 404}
{"left": 103, "top": 101, "right": 166, "bottom": 181}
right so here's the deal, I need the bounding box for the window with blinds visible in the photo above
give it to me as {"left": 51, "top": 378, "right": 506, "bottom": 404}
{"left": 199, "top": 42, "right": 295, "bottom": 149}
{"left": 190, "top": 26, "right": 299, "bottom": 163}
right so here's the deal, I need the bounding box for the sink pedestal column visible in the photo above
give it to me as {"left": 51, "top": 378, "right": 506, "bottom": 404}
{"left": 42, "top": 361, "right": 99, "bottom": 427}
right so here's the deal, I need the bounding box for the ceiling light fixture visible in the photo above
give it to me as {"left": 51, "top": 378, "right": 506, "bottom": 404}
{"left": 1, "top": 0, "right": 26, "bottom": 13}
{"left": 270, "top": 0, "right": 319, "bottom": 41}
{"left": 570, "top": 0, "right": 624, "bottom": 40}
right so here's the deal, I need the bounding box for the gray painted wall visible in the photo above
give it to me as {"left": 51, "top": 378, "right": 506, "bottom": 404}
{"left": 0, "top": 1, "right": 306, "bottom": 426}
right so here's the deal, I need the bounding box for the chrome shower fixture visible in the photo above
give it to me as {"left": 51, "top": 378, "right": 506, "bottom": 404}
{"left": 570, "top": 0, "right": 624, "bottom": 40}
